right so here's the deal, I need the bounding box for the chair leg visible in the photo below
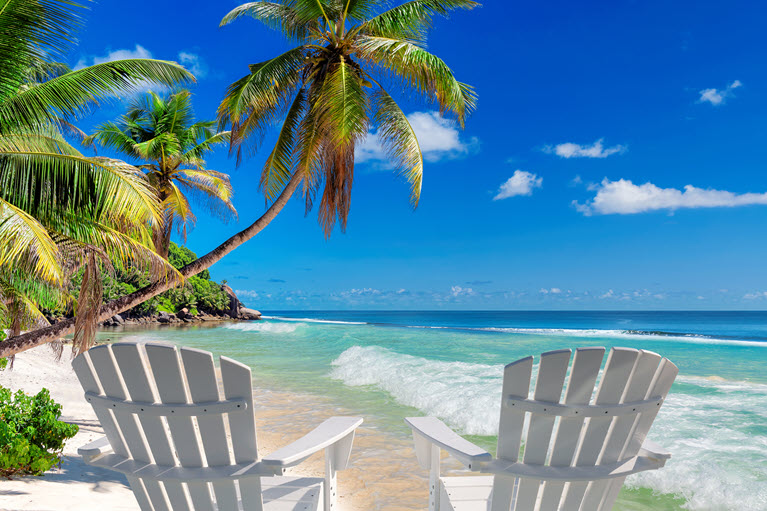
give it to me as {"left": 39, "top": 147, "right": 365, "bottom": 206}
{"left": 325, "top": 446, "right": 338, "bottom": 511}
{"left": 429, "top": 445, "right": 441, "bottom": 511}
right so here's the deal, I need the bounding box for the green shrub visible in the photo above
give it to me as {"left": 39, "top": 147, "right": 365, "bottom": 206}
{"left": 0, "top": 387, "right": 79, "bottom": 478}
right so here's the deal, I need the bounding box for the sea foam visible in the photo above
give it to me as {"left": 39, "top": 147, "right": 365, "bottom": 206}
{"left": 330, "top": 345, "right": 767, "bottom": 510}
{"left": 221, "top": 322, "right": 299, "bottom": 334}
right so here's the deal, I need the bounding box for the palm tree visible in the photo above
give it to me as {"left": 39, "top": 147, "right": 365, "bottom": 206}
{"left": 218, "top": 0, "right": 479, "bottom": 235}
{"left": 0, "top": 0, "right": 479, "bottom": 358}
{"left": 85, "top": 91, "right": 236, "bottom": 258}
{"left": 0, "top": 0, "right": 194, "bottom": 353}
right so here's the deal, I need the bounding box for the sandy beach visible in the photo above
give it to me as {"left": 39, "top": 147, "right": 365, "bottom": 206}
{"left": 0, "top": 344, "right": 443, "bottom": 511}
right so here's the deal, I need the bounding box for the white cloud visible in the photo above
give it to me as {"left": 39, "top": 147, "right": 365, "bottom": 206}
{"left": 574, "top": 178, "right": 767, "bottom": 216}
{"left": 75, "top": 44, "right": 153, "bottom": 70}
{"left": 450, "top": 285, "right": 475, "bottom": 297}
{"left": 540, "top": 287, "right": 561, "bottom": 294}
{"left": 744, "top": 291, "right": 767, "bottom": 300}
{"left": 544, "top": 138, "right": 626, "bottom": 159}
{"left": 698, "top": 80, "right": 742, "bottom": 106}
{"left": 356, "top": 111, "right": 478, "bottom": 165}
{"left": 178, "top": 51, "right": 206, "bottom": 78}
{"left": 493, "top": 170, "right": 542, "bottom": 200}
{"left": 235, "top": 289, "right": 259, "bottom": 299}
{"left": 74, "top": 44, "right": 171, "bottom": 95}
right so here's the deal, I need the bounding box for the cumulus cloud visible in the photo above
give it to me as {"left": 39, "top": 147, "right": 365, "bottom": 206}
{"left": 493, "top": 170, "right": 542, "bottom": 200}
{"left": 450, "top": 285, "right": 475, "bottom": 297}
{"left": 74, "top": 44, "right": 153, "bottom": 70}
{"left": 356, "top": 111, "right": 478, "bottom": 165}
{"left": 574, "top": 178, "right": 767, "bottom": 215}
{"left": 539, "top": 288, "right": 562, "bottom": 294}
{"left": 744, "top": 291, "right": 767, "bottom": 300}
{"left": 235, "top": 289, "right": 259, "bottom": 299}
{"left": 178, "top": 51, "right": 206, "bottom": 78}
{"left": 698, "top": 80, "right": 742, "bottom": 106}
{"left": 543, "top": 138, "right": 626, "bottom": 159}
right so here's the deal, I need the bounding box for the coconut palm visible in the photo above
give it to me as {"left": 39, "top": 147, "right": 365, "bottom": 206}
{"left": 0, "top": 0, "right": 478, "bottom": 358}
{"left": 85, "top": 91, "right": 236, "bottom": 258}
{"left": 218, "top": 0, "right": 479, "bottom": 235}
{"left": 0, "top": 0, "right": 194, "bottom": 353}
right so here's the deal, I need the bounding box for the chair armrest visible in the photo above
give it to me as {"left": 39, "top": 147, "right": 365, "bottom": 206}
{"left": 405, "top": 417, "right": 492, "bottom": 470}
{"left": 262, "top": 416, "right": 363, "bottom": 468}
{"left": 638, "top": 438, "right": 671, "bottom": 461}
{"left": 78, "top": 436, "right": 113, "bottom": 458}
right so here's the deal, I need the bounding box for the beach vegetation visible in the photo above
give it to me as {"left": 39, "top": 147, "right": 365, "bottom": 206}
{"left": 85, "top": 91, "right": 236, "bottom": 258}
{"left": 0, "top": 0, "right": 194, "bottom": 354}
{"left": 0, "top": 0, "right": 478, "bottom": 357}
{"left": 0, "top": 386, "right": 78, "bottom": 478}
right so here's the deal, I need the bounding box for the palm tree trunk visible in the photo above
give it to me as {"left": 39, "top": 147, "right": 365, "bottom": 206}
{"left": 0, "top": 172, "right": 303, "bottom": 359}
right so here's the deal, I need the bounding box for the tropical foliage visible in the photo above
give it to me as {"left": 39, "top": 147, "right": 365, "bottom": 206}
{"left": 85, "top": 91, "right": 236, "bottom": 257}
{"left": 66, "top": 243, "right": 231, "bottom": 318}
{"left": 0, "top": 0, "right": 194, "bottom": 353}
{"left": 0, "top": 386, "right": 79, "bottom": 478}
{"left": 219, "top": 0, "right": 478, "bottom": 235}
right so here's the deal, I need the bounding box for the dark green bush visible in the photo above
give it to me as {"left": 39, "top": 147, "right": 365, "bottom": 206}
{"left": 0, "top": 387, "right": 79, "bottom": 478}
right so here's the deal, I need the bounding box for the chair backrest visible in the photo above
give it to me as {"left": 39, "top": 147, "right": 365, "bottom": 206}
{"left": 73, "top": 341, "right": 263, "bottom": 511}
{"left": 491, "top": 347, "right": 678, "bottom": 511}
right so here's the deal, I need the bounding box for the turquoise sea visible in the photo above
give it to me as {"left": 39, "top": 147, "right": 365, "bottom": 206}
{"left": 100, "top": 311, "right": 767, "bottom": 510}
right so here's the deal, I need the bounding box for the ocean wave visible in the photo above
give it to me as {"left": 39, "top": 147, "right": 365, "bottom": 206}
{"left": 409, "top": 325, "right": 767, "bottom": 348}
{"left": 221, "top": 322, "right": 299, "bottom": 333}
{"left": 261, "top": 315, "right": 367, "bottom": 325}
{"left": 330, "top": 345, "right": 767, "bottom": 511}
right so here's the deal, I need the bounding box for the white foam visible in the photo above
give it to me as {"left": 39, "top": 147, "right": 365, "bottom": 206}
{"left": 464, "top": 326, "right": 767, "bottom": 348}
{"left": 330, "top": 345, "right": 503, "bottom": 436}
{"left": 221, "top": 322, "right": 299, "bottom": 334}
{"left": 262, "top": 315, "right": 366, "bottom": 325}
{"left": 330, "top": 346, "right": 767, "bottom": 510}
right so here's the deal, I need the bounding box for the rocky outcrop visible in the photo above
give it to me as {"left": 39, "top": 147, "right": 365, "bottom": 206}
{"left": 222, "top": 284, "right": 240, "bottom": 319}
{"left": 239, "top": 308, "right": 262, "bottom": 320}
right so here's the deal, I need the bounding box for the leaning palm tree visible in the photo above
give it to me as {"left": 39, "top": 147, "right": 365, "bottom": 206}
{"left": 219, "top": 0, "right": 478, "bottom": 235}
{"left": 0, "top": 0, "right": 193, "bottom": 353}
{"left": 85, "top": 91, "right": 236, "bottom": 258}
{"left": 0, "top": 0, "right": 479, "bottom": 358}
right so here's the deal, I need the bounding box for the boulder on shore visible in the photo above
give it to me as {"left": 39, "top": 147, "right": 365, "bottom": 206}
{"left": 222, "top": 284, "right": 240, "bottom": 319}
{"left": 239, "top": 308, "right": 261, "bottom": 321}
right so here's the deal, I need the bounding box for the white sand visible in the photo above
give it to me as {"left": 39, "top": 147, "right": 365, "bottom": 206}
{"left": 0, "top": 345, "right": 439, "bottom": 511}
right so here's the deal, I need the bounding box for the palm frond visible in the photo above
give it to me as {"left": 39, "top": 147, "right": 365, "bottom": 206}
{"left": 0, "top": 198, "right": 61, "bottom": 284}
{"left": 355, "top": 0, "right": 479, "bottom": 42}
{"left": 260, "top": 89, "right": 305, "bottom": 202}
{"left": 0, "top": 59, "right": 194, "bottom": 129}
{"left": 355, "top": 36, "right": 477, "bottom": 124}
{"left": 220, "top": 1, "right": 317, "bottom": 41}
{"left": 371, "top": 87, "right": 423, "bottom": 206}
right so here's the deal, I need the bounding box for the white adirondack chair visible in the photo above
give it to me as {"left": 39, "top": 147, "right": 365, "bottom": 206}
{"left": 72, "top": 342, "right": 362, "bottom": 511}
{"left": 406, "top": 347, "right": 678, "bottom": 511}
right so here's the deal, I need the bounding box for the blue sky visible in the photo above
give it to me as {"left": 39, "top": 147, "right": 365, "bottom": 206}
{"left": 72, "top": 0, "right": 767, "bottom": 310}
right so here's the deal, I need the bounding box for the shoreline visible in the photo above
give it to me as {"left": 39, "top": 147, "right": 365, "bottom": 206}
{"left": 0, "top": 344, "right": 438, "bottom": 511}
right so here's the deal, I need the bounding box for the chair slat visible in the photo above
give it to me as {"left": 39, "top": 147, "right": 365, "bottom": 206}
{"left": 73, "top": 350, "right": 153, "bottom": 510}
{"left": 597, "top": 357, "right": 678, "bottom": 511}
{"left": 112, "top": 343, "right": 191, "bottom": 511}
{"left": 145, "top": 343, "right": 215, "bottom": 511}
{"left": 180, "top": 347, "right": 239, "bottom": 511}
{"left": 491, "top": 356, "right": 532, "bottom": 511}
{"left": 88, "top": 345, "right": 171, "bottom": 511}
{"left": 581, "top": 351, "right": 662, "bottom": 510}
{"left": 221, "top": 356, "right": 263, "bottom": 511}
{"left": 536, "top": 347, "right": 605, "bottom": 511}
{"left": 561, "top": 348, "right": 640, "bottom": 510}
{"left": 513, "top": 349, "right": 571, "bottom": 510}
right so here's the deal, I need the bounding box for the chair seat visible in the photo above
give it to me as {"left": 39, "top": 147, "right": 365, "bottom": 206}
{"left": 439, "top": 476, "right": 496, "bottom": 511}
{"left": 261, "top": 476, "right": 324, "bottom": 511}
